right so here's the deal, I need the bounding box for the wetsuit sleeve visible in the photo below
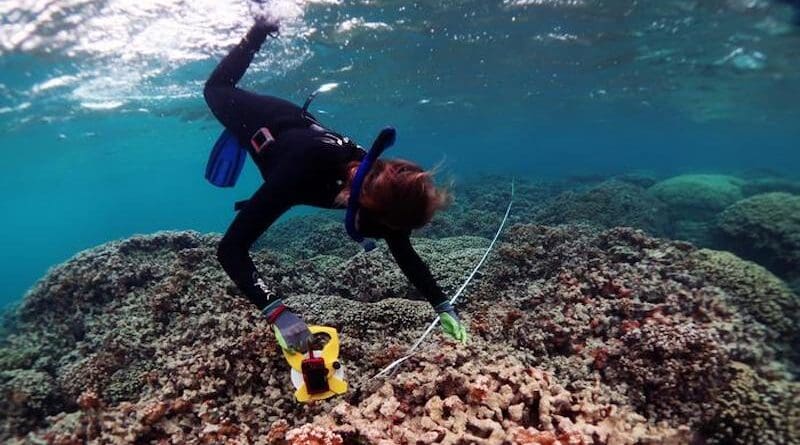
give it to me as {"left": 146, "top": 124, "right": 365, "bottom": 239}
{"left": 385, "top": 235, "right": 448, "bottom": 308}
{"left": 206, "top": 23, "right": 270, "bottom": 89}
{"left": 216, "top": 176, "right": 294, "bottom": 310}
{"left": 204, "top": 23, "right": 302, "bottom": 140}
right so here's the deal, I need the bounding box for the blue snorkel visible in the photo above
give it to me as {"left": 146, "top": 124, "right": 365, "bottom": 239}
{"left": 345, "top": 127, "right": 397, "bottom": 251}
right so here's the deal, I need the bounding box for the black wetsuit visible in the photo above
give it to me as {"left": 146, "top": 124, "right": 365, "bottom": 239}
{"left": 204, "top": 23, "right": 446, "bottom": 311}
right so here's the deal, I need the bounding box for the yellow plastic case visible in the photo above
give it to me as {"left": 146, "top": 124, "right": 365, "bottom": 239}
{"left": 282, "top": 326, "right": 348, "bottom": 402}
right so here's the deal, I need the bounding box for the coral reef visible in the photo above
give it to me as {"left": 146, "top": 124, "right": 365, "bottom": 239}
{"left": 533, "top": 179, "right": 669, "bottom": 236}
{"left": 416, "top": 175, "right": 572, "bottom": 239}
{"left": 611, "top": 321, "right": 730, "bottom": 422}
{"left": 649, "top": 174, "right": 745, "bottom": 218}
{"left": 0, "top": 369, "right": 59, "bottom": 433}
{"left": 648, "top": 174, "right": 745, "bottom": 245}
{"left": 702, "top": 362, "right": 800, "bottom": 445}
{"left": 717, "top": 192, "right": 800, "bottom": 281}
{"left": 256, "top": 211, "right": 360, "bottom": 260}
{"left": 1, "top": 220, "right": 798, "bottom": 443}
{"left": 311, "top": 236, "right": 488, "bottom": 303}
{"left": 612, "top": 172, "right": 658, "bottom": 189}
{"left": 311, "top": 346, "right": 689, "bottom": 444}
{"left": 465, "top": 225, "right": 799, "bottom": 440}
{"left": 687, "top": 249, "right": 799, "bottom": 350}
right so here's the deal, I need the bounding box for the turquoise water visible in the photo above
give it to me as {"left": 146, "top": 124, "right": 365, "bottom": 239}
{"left": 1, "top": 0, "right": 799, "bottom": 306}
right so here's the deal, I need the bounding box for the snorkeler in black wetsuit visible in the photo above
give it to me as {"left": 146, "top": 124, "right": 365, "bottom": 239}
{"left": 204, "top": 18, "right": 467, "bottom": 352}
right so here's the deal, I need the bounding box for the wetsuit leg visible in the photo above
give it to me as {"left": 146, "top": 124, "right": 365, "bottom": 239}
{"left": 217, "top": 177, "right": 294, "bottom": 309}
{"left": 203, "top": 23, "right": 308, "bottom": 144}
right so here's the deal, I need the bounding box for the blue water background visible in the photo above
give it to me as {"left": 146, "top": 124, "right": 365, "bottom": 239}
{"left": 1, "top": 0, "right": 799, "bottom": 307}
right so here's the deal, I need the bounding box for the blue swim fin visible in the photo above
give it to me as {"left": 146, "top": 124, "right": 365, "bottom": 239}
{"left": 205, "top": 129, "right": 247, "bottom": 188}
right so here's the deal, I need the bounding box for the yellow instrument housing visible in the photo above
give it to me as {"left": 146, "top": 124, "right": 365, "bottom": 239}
{"left": 282, "top": 325, "right": 348, "bottom": 402}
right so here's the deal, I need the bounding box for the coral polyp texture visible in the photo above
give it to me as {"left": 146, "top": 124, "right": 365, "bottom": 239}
{"left": 0, "top": 224, "right": 798, "bottom": 444}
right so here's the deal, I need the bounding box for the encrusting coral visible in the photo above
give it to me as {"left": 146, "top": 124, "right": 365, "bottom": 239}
{"left": 0, "top": 218, "right": 798, "bottom": 443}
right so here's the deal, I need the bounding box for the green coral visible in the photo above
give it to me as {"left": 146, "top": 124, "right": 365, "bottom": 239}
{"left": 687, "top": 249, "right": 799, "bottom": 343}
{"left": 717, "top": 192, "right": 800, "bottom": 278}
{"left": 649, "top": 174, "right": 744, "bottom": 219}
{"left": 704, "top": 362, "right": 799, "bottom": 445}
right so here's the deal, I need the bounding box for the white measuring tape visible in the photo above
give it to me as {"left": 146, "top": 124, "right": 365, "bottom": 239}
{"left": 372, "top": 178, "right": 515, "bottom": 379}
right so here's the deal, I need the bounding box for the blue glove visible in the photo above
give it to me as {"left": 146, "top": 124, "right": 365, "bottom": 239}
{"left": 263, "top": 300, "right": 311, "bottom": 354}
{"left": 434, "top": 302, "right": 468, "bottom": 344}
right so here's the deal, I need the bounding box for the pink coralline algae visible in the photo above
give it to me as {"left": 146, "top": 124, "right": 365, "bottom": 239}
{"left": 0, "top": 223, "right": 797, "bottom": 444}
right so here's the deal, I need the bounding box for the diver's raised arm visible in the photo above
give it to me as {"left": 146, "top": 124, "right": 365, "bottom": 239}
{"left": 203, "top": 17, "right": 286, "bottom": 141}
{"left": 205, "top": 19, "right": 278, "bottom": 90}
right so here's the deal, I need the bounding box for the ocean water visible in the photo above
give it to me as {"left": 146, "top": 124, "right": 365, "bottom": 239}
{"left": 2, "top": 1, "right": 800, "bottom": 442}
{"left": 1, "top": 0, "right": 799, "bottom": 305}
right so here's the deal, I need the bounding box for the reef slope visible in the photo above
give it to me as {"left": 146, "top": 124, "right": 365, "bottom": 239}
{"left": 0, "top": 225, "right": 798, "bottom": 444}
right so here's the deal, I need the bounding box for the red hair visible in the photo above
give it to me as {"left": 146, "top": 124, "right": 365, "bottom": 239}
{"left": 336, "top": 159, "right": 450, "bottom": 230}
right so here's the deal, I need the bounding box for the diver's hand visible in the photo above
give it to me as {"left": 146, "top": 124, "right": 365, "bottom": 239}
{"left": 435, "top": 302, "right": 468, "bottom": 344}
{"left": 250, "top": 3, "right": 280, "bottom": 37}
{"left": 264, "top": 302, "right": 311, "bottom": 353}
